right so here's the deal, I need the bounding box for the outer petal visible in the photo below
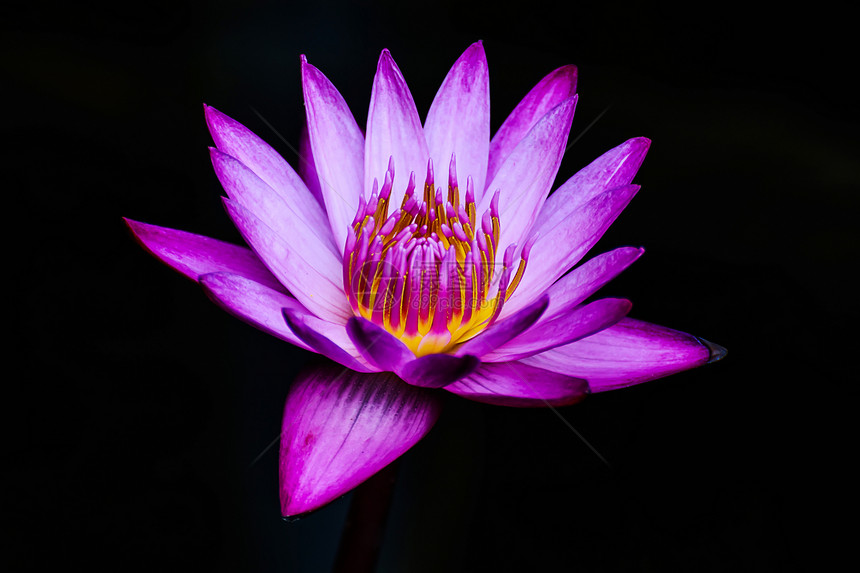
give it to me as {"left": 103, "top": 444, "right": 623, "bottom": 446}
{"left": 398, "top": 354, "right": 480, "bottom": 388}
{"left": 522, "top": 318, "right": 723, "bottom": 392}
{"left": 365, "top": 49, "right": 430, "bottom": 208}
{"left": 454, "top": 295, "right": 549, "bottom": 358}
{"left": 203, "top": 105, "right": 334, "bottom": 248}
{"left": 478, "top": 97, "right": 577, "bottom": 263}
{"left": 301, "top": 57, "right": 366, "bottom": 251}
{"left": 424, "top": 41, "right": 490, "bottom": 198}
{"left": 482, "top": 298, "right": 632, "bottom": 362}
{"left": 210, "top": 148, "right": 342, "bottom": 276}
{"left": 501, "top": 183, "right": 640, "bottom": 318}
{"left": 198, "top": 272, "right": 311, "bottom": 351}
{"left": 298, "top": 120, "right": 325, "bottom": 207}
{"left": 487, "top": 65, "right": 577, "bottom": 185}
{"left": 280, "top": 364, "right": 442, "bottom": 516}
{"left": 124, "top": 218, "right": 285, "bottom": 292}
{"left": 223, "top": 198, "right": 351, "bottom": 323}
{"left": 445, "top": 361, "right": 589, "bottom": 407}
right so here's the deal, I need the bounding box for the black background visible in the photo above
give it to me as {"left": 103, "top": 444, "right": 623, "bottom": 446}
{"left": 4, "top": 0, "right": 855, "bottom": 571}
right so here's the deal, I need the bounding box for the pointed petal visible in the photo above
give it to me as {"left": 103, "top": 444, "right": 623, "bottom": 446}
{"left": 479, "top": 97, "right": 577, "bottom": 262}
{"left": 203, "top": 105, "right": 334, "bottom": 247}
{"left": 282, "top": 307, "right": 374, "bottom": 373}
{"left": 345, "top": 316, "right": 414, "bottom": 373}
{"left": 301, "top": 58, "right": 366, "bottom": 251}
{"left": 454, "top": 295, "right": 549, "bottom": 358}
{"left": 501, "top": 183, "right": 640, "bottom": 318}
{"left": 198, "top": 272, "right": 310, "bottom": 350}
{"left": 445, "top": 361, "right": 589, "bottom": 407}
{"left": 424, "top": 41, "right": 490, "bottom": 198}
{"left": 280, "top": 364, "right": 442, "bottom": 516}
{"left": 223, "top": 198, "right": 351, "bottom": 323}
{"left": 398, "top": 354, "right": 480, "bottom": 388}
{"left": 482, "top": 298, "right": 632, "bottom": 362}
{"left": 210, "top": 148, "right": 342, "bottom": 276}
{"left": 521, "top": 318, "right": 716, "bottom": 392}
{"left": 298, "top": 120, "right": 325, "bottom": 207}
{"left": 365, "top": 49, "right": 430, "bottom": 207}
{"left": 124, "top": 218, "right": 285, "bottom": 292}
{"left": 487, "top": 65, "right": 578, "bottom": 185}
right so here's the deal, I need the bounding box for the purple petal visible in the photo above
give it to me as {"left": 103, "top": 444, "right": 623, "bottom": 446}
{"left": 365, "top": 49, "right": 430, "bottom": 207}
{"left": 478, "top": 97, "right": 577, "bottom": 263}
{"left": 424, "top": 41, "right": 490, "bottom": 198}
{"left": 282, "top": 307, "right": 374, "bottom": 373}
{"left": 301, "top": 57, "right": 366, "bottom": 251}
{"left": 522, "top": 318, "right": 720, "bottom": 392}
{"left": 223, "top": 198, "right": 351, "bottom": 323}
{"left": 345, "top": 316, "right": 414, "bottom": 373}
{"left": 445, "top": 361, "right": 589, "bottom": 407}
{"left": 398, "top": 354, "right": 480, "bottom": 388}
{"left": 124, "top": 218, "right": 285, "bottom": 292}
{"left": 298, "top": 120, "right": 325, "bottom": 207}
{"left": 280, "top": 364, "right": 442, "bottom": 516}
{"left": 502, "top": 184, "right": 640, "bottom": 318}
{"left": 198, "top": 272, "right": 310, "bottom": 350}
{"left": 487, "top": 65, "right": 578, "bottom": 186}
{"left": 482, "top": 298, "right": 632, "bottom": 362}
{"left": 210, "top": 148, "right": 342, "bottom": 279}
{"left": 203, "top": 105, "right": 333, "bottom": 247}
{"left": 454, "top": 295, "right": 549, "bottom": 358}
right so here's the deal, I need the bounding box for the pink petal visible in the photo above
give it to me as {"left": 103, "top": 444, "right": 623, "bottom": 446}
{"left": 478, "top": 97, "right": 577, "bottom": 263}
{"left": 365, "top": 49, "right": 430, "bottom": 208}
{"left": 280, "top": 364, "right": 442, "bottom": 516}
{"left": 487, "top": 65, "right": 577, "bottom": 186}
{"left": 398, "top": 354, "right": 480, "bottom": 388}
{"left": 482, "top": 298, "right": 632, "bottom": 362}
{"left": 210, "top": 148, "right": 342, "bottom": 278}
{"left": 124, "top": 218, "right": 285, "bottom": 292}
{"left": 301, "top": 57, "right": 366, "bottom": 251}
{"left": 424, "top": 41, "right": 490, "bottom": 199}
{"left": 223, "top": 198, "right": 351, "bottom": 323}
{"left": 345, "top": 316, "right": 414, "bottom": 373}
{"left": 445, "top": 361, "right": 589, "bottom": 407}
{"left": 502, "top": 183, "right": 640, "bottom": 318}
{"left": 454, "top": 295, "right": 549, "bottom": 358}
{"left": 522, "top": 318, "right": 722, "bottom": 393}
{"left": 298, "top": 120, "right": 325, "bottom": 207}
{"left": 203, "top": 105, "right": 334, "bottom": 248}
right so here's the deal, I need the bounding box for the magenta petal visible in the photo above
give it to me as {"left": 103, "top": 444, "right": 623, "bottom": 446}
{"left": 445, "top": 361, "right": 589, "bottom": 407}
{"left": 424, "top": 41, "right": 490, "bottom": 198}
{"left": 280, "top": 364, "right": 442, "bottom": 516}
{"left": 454, "top": 295, "right": 549, "bottom": 358}
{"left": 398, "top": 354, "right": 480, "bottom": 388}
{"left": 203, "top": 105, "right": 333, "bottom": 246}
{"left": 124, "top": 218, "right": 285, "bottom": 292}
{"left": 282, "top": 307, "right": 374, "bottom": 373}
{"left": 199, "top": 272, "right": 310, "bottom": 350}
{"left": 483, "top": 298, "right": 632, "bottom": 362}
{"left": 223, "top": 198, "right": 351, "bottom": 323}
{"left": 487, "top": 65, "right": 577, "bottom": 186}
{"left": 345, "top": 316, "right": 414, "bottom": 373}
{"left": 301, "top": 58, "right": 365, "bottom": 251}
{"left": 478, "top": 97, "right": 577, "bottom": 262}
{"left": 522, "top": 318, "right": 718, "bottom": 392}
{"left": 298, "top": 121, "right": 325, "bottom": 207}
{"left": 502, "top": 183, "right": 640, "bottom": 318}
{"left": 365, "top": 49, "right": 430, "bottom": 207}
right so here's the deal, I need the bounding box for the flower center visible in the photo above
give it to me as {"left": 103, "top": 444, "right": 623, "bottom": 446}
{"left": 343, "top": 156, "right": 534, "bottom": 356}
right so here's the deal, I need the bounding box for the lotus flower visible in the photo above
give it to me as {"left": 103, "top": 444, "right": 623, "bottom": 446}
{"left": 125, "top": 42, "right": 723, "bottom": 517}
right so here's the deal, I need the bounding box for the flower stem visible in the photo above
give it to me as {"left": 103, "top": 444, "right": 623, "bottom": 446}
{"left": 332, "top": 461, "right": 399, "bottom": 573}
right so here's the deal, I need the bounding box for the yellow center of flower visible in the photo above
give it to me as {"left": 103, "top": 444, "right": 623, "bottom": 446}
{"left": 343, "top": 156, "right": 532, "bottom": 356}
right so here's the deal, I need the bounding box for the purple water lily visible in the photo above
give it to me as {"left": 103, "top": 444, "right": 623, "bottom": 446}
{"left": 125, "top": 42, "right": 723, "bottom": 517}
